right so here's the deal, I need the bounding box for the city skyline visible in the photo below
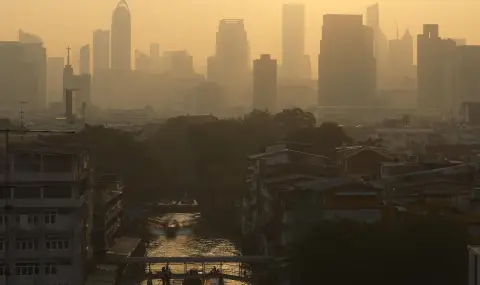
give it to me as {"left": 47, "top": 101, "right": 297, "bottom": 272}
{"left": 2, "top": 0, "right": 479, "bottom": 72}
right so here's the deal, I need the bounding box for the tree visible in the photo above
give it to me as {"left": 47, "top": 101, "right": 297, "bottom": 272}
{"left": 274, "top": 108, "right": 316, "bottom": 137}
{"left": 290, "top": 215, "right": 471, "bottom": 285}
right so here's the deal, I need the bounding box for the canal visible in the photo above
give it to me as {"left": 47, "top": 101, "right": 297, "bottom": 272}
{"left": 143, "top": 212, "right": 245, "bottom": 285}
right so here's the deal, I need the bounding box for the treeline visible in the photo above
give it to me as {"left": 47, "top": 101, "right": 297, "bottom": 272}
{"left": 41, "top": 108, "right": 351, "bottom": 207}
{"left": 290, "top": 215, "right": 471, "bottom": 285}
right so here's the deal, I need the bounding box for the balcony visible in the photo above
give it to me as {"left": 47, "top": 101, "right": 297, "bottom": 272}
{"left": 44, "top": 215, "right": 82, "bottom": 233}
{"left": 0, "top": 196, "right": 85, "bottom": 208}
{"left": 0, "top": 171, "right": 79, "bottom": 183}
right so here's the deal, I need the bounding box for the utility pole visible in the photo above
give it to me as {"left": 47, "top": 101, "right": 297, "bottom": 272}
{"left": 1, "top": 128, "right": 75, "bottom": 285}
{"left": 19, "top": 102, "right": 28, "bottom": 128}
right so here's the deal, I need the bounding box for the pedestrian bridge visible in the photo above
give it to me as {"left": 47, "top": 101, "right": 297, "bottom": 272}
{"left": 113, "top": 256, "right": 276, "bottom": 264}
{"left": 107, "top": 255, "right": 287, "bottom": 284}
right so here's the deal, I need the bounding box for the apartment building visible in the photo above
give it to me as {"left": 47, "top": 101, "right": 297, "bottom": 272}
{"left": 92, "top": 174, "right": 123, "bottom": 258}
{"left": 0, "top": 144, "right": 93, "bottom": 285}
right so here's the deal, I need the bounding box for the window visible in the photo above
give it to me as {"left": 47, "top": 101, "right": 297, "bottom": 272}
{"left": 0, "top": 215, "right": 7, "bottom": 226}
{"left": 27, "top": 215, "right": 38, "bottom": 225}
{"left": 44, "top": 211, "right": 57, "bottom": 224}
{"left": 13, "top": 187, "right": 42, "bottom": 199}
{"left": 43, "top": 186, "right": 72, "bottom": 199}
{"left": 0, "top": 264, "right": 5, "bottom": 276}
{"left": 15, "top": 263, "right": 39, "bottom": 275}
{"left": 45, "top": 263, "right": 57, "bottom": 275}
{"left": 14, "top": 215, "right": 20, "bottom": 225}
{"left": 43, "top": 154, "right": 72, "bottom": 173}
{"left": 15, "top": 239, "right": 38, "bottom": 250}
{"left": 45, "top": 239, "right": 70, "bottom": 250}
{"left": 0, "top": 239, "right": 8, "bottom": 251}
{"left": 14, "top": 153, "right": 41, "bottom": 172}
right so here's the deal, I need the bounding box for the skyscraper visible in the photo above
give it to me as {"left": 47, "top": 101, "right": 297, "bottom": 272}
{"left": 253, "top": 54, "right": 277, "bottom": 112}
{"left": 18, "top": 30, "right": 47, "bottom": 108}
{"left": 389, "top": 29, "right": 414, "bottom": 81}
{"left": 207, "top": 19, "right": 250, "bottom": 108}
{"left": 0, "top": 42, "right": 37, "bottom": 110}
{"left": 417, "top": 24, "right": 456, "bottom": 112}
{"left": 93, "top": 29, "right": 110, "bottom": 73}
{"left": 47, "top": 57, "right": 65, "bottom": 103}
{"left": 79, "top": 44, "right": 90, "bottom": 75}
{"left": 318, "top": 14, "right": 376, "bottom": 106}
{"left": 365, "top": 3, "right": 389, "bottom": 89}
{"left": 111, "top": 0, "right": 131, "bottom": 71}
{"left": 281, "top": 4, "right": 310, "bottom": 81}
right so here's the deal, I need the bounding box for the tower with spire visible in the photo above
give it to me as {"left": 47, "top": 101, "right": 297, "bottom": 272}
{"left": 63, "top": 46, "right": 74, "bottom": 103}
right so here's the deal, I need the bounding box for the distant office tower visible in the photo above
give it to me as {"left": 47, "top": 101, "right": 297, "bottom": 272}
{"left": 253, "top": 54, "right": 277, "bottom": 112}
{"left": 207, "top": 19, "right": 250, "bottom": 108}
{"left": 454, "top": 46, "right": 480, "bottom": 115}
{"left": 18, "top": 30, "right": 47, "bottom": 108}
{"left": 417, "top": 24, "right": 456, "bottom": 112}
{"left": 365, "top": 3, "right": 388, "bottom": 90}
{"left": 281, "top": 4, "right": 310, "bottom": 81}
{"left": 150, "top": 43, "right": 160, "bottom": 59}
{"left": 389, "top": 29, "right": 414, "bottom": 80}
{"left": 0, "top": 42, "right": 38, "bottom": 110}
{"left": 47, "top": 57, "right": 65, "bottom": 103}
{"left": 111, "top": 0, "right": 131, "bottom": 71}
{"left": 93, "top": 29, "right": 110, "bottom": 72}
{"left": 79, "top": 44, "right": 90, "bottom": 75}
{"left": 63, "top": 47, "right": 74, "bottom": 104}
{"left": 318, "top": 14, "right": 376, "bottom": 106}
{"left": 150, "top": 43, "right": 160, "bottom": 72}
{"left": 74, "top": 74, "right": 91, "bottom": 113}
{"left": 163, "top": 50, "right": 195, "bottom": 77}
{"left": 135, "top": 50, "right": 152, "bottom": 72}
{"left": 18, "top": 29, "right": 42, "bottom": 44}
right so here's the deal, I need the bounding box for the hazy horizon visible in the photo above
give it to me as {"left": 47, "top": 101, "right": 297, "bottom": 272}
{"left": 2, "top": 0, "right": 479, "bottom": 69}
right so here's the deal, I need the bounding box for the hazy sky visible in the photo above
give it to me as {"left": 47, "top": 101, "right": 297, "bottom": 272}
{"left": 2, "top": 0, "right": 479, "bottom": 69}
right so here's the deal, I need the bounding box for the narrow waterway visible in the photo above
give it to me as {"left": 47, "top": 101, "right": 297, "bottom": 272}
{"left": 143, "top": 212, "right": 245, "bottom": 285}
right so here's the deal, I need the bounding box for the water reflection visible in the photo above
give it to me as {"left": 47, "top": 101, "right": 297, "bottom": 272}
{"left": 144, "top": 213, "right": 245, "bottom": 285}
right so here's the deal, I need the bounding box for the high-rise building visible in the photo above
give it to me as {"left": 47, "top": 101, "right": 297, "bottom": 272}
{"left": 150, "top": 43, "right": 160, "bottom": 72}
{"left": 417, "top": 24, "right": 456, "bottom": 112}
{"left": 111, "top": 0, "right": 131, "bottom": 71}
{"left": 79, "top": 44, "right": 90, "bottom": 75}
{"left": 454, "top": 46, "right": 480, "bottom": 114}
{"left": 281, "top": 4, "right": 310, "bottom": 81}
{"left": 253, "top": 54, "right": 277, "bottom": 112}
{"left": 150, "top": 43, "right": 160, "bottom": 59}
{"left": 207, "top": 19, "right": 250, "bottom": 108}
{"left": 389, "top": 29, "right": 414, "bottom": 82}
{"left": 163, "top": 50, "right": 195, "bottom": 77}
{"left": 318, "top": 14, "right": 376, "bottom": 106}
{"left": 47, "top": 57, "right": 65, "bottom": 103}
{"left": 365, "top": 3, "right": 389, "bottom": 90}
{"left": 135, "top": 50, "right": 152, "bottom": 72}
{"left": 18, "top": 30, "right": 47, "bottom": 109}
{"left": 0, "top": 42, "right": 37, "bottom": 111}
{"left": 92, "top": 29, "right": 110, "bottom": 73}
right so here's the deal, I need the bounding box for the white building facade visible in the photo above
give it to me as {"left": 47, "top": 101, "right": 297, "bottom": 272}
{"left": 0, "top": 146, "right": 93, "bottom": 285}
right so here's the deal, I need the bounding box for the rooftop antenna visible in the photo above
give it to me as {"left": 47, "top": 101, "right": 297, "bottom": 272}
{"left": 66, "top": 46, "right": 71, "bottom": 67}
